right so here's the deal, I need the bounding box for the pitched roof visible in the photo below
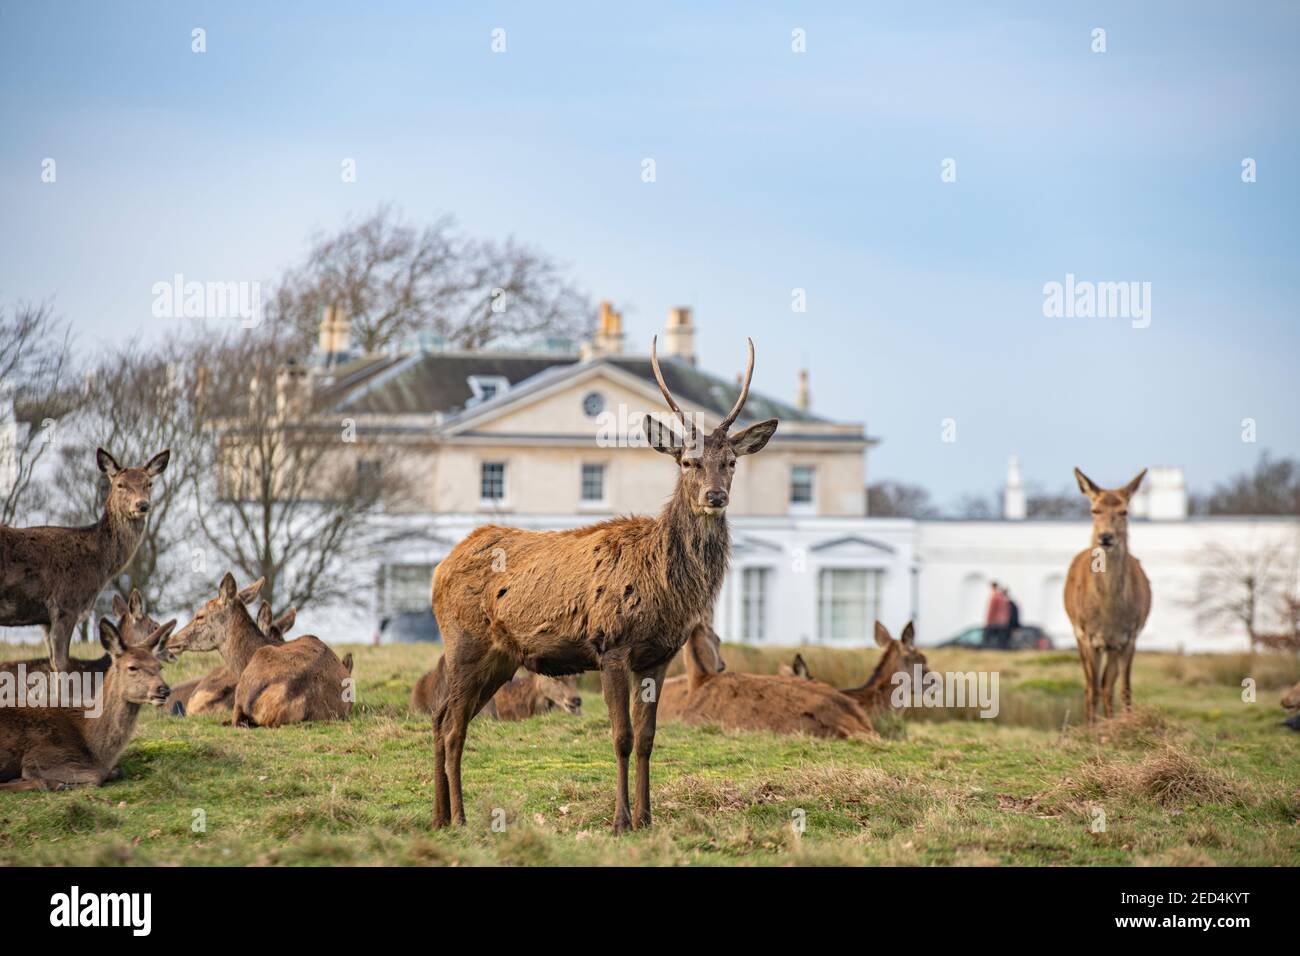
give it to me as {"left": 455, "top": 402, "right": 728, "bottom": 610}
{"left": 315, "top": 349, "right": 829, "bottom": 425}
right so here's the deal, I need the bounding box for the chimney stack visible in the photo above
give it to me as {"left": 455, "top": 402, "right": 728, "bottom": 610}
{"left": 1130, "top": 466, "right": 1187, "bottom": 521}
{"left": 318, "top": 304, "right": 353, "bottom": 366}
{"left": 796, "top": 368, "right": 810, "bottom": 411}
{"left": 585, "top": 300, "right": 625, "bottom": 359}
{"left": 1003, "top": 453, "right": 1026, "bottom": 520}
{"left": 275, "top": 360, "right": 311, "bottom": 420}
{"left": 662, "top": 307, "right": 696, "bottom": 365}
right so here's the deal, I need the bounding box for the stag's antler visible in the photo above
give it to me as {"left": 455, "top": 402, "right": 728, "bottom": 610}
{"left": 715, "top": 337, "right": 755, "bottom": 433}
{"left": 650, "top": 335, "right": 694, "bottom": 437}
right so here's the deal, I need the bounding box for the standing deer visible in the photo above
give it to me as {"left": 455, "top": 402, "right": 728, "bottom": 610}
{"left": 0, "top": 588, "right": 174, "bottom": 677}
{"left": 781, "top": 622, "right": 929, "bottom": 716}
{"left": 658, "top": 624, "right": 874, "bottom": 738}
{"left": 0, "top": 617, "right": 176, "bottom": 791}
{"left": 1064, "top": 467, "right": 1151, "bottom": 724}
{"left": 167, "top": 600, "right": 295, "bottom": 716}
{"left": 0, "top": 448, "right": 170, "bottom": 672}
{"left": 428, "top": 337, "right": 778, "bottom": 832}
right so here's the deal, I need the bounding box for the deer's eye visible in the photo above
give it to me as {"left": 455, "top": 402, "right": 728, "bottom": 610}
{"left": 1091, "top": 509, "right": 1100, "bottom": 515}
{"left": 1119, "top": 510, "right": 1127, "bottom": 516}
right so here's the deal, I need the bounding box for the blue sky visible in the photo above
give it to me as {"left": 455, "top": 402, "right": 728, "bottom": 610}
{"left": 1, "top": 1, "right": 1297, "bottom": 505}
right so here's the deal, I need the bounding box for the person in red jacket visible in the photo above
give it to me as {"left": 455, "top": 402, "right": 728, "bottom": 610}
{"left": 985, "top": 581, "right": 1011, "bottom": 648}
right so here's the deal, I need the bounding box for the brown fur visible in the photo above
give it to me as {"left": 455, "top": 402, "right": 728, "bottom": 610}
{"left": 0, "top": 588, "right": 171, "bottom": 678}
{"left": 428, "top": 337, "right": 778, "bottom": 832}
{"left": 0, "top": 448, "right": 169, "bottom": 671}
{"left": 168, "top": 601, "right": 295, "bottom": 717}
{"left": 1063, "top": 467, "right": 1152, "bottom": 724}
{"left": 785, "top": 622, "right": 928, "bottom": 715}
{"left": 659, "top": 625, "right": 874, "bottom": 739}
{"left": 1281, "top": 681, "right": 1300, "bottom": 712}
{"left": 411, "top": 667, "right": 582, "bottom": 720}
{"left": 0, "top": 618, "right": 175, "bottom": 791}
{"left": 230, "top": 631, "right": 353, "bottom": 728}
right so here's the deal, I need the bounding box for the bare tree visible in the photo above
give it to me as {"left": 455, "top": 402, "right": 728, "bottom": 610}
{"left": 0, "top": 301, "right": 87, "bottom": 525}
{"left": 1191, "top": 452, "right": 1300, "bottom": 516}
{"left": 271, "top": 204, "right": 593, "bottom": 354}
{"left": 188, "top": 328, "right": 423, "bottom": 613}
{"left": 867, "top": 480, "right": 938, "bottom": 517}
{"left": 1025, "top": 485, "right": 1089, "bottom": 519}
{"left": 1189, "top": 541, "right": 1293, "bottom": 652}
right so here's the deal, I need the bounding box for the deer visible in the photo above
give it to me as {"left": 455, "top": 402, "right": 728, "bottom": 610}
{"left": 427, "top": 336, "right": 778, "bottom": 832}
{"left": 412, "top": 666, "right": 582, "bottom": 720}
{"left": 657, "top": 624, "right": 874, "bottom": 739}
{"left": 1064, "top": 467, "right": 1152, "bottom": 724}
{"left": 0, "top": 616, "right": 176, "bottom": 791}
{"left": 1282, "top": 681, "right": 1300, "bottom": 732}
{"left": 0, "top": 448, "right": 170, "bottom": 673}
{"left": 0, "top": 588, "right": 175, "bottom": 678}
{"left": 167, "top": 601, "right": 295, "bottom": 717}
{"left": 779, "top": 622, "right": 929, "bottom": 716}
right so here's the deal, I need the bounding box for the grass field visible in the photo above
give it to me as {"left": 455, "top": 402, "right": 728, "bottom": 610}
{"left": 1, "top": 639, "right": 1297, "bottom": 866}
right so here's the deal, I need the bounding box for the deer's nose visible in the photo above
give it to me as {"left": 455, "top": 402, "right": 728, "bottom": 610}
{"left": 135, "top": 500, "right": 151, "bottom": 513}
{"left": 705, "top": 490, "right": 728, "bottom": 509}
{"left": 1099, "top": 533, "right": 1115, "bottom": 547}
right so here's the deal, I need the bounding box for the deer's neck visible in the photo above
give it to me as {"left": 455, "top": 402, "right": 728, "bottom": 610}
{"left": 220, "top": 612, "right": 275, "bottom": 675}
{"left": 96, "top": 504, "right": 148, "bottom": 577}
{"left": 85, "top": 672, "right": 143, "bottom": 770}
{"left": 845, "top": 644, "right": 901, "bottom": 709}
{"left": 1090, "top": 542, "right": 1131, "bottom": 599}
{"left": 656, "top": 492, "right": 730, "bottom": 619}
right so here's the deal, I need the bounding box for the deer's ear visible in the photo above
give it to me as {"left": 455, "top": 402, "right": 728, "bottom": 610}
{"left": 146, "top": 448, "right": 171, "bottom": 477}
{"left": 274, "top": 607, "right": 297, "bottom": 635}
{"left": 128, "top": 589, "right": 145, "bottom": 617}
{"left": 218, "top": 572, "right": 239, "bottom": 602}
{"left": 729, "top": 419, "right": 778, "bottom": 457}
{"left": 791, "top": 653, "right": 811, "bottom": 679}
{"left": 873, "top": 621, "right": 893, "bottom": 648}
{"left": 1120, "top": 468, "right": 1147, "bottom": 500}
{"left": 900, "top": 621, "right": 916, "bottom": 647}
{"left": 342, "top": 652, "right": 354, "bottom": 674}
{"left": 100, "top": 618, "right": 127, "bottom": 657}
{"left": 1074, "top": 467, "right": 1101, "bottom": 498}
{"left": 147, "top": 621, "right": 178, "bottom": 659}
{"left": 642, "top": 416, "right": 683, "bottom": 459}
{"left": 267, "top": 625, "right": 283, "bottom": 643}
{"left": 97, "top": 448, "right": 122, "bottom": 477}
{"left": 256, "top": 601, "right": 273, "bottom": 633}
{"left": 112, "top": 593, "right": 129, "bottom": 617}
{"left": 237, "top": 577, "right": 265, "bottom": 605}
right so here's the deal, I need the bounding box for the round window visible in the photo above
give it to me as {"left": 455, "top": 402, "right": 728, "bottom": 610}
{"left": 582, "top": 391, "right": 606, "bottom": 418}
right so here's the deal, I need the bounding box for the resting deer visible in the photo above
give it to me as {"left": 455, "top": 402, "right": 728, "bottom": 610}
{"left": 1064, "top": 467, "right": 1151, "bottom": 724}
{"left": 168, "top": 601, "right": 295, "bottom": 716}
{"left": 0, "top": 617, "right": 175, "bottom": 791}
{"left": 1282, "top": 681, "right": 1300, "bottom": 732}
{"left": 412, "top": 667, "right": 582, "bottom": 720}
{"left": 781, "top": 622, "right": 929, "bottom": 715}
{"left": 658, "top": 624, "right": 874, "bottom": 739}
{"left": 428, "top": 337, "right": 778, "bottom": 832}
{"left": 0, "top": 589, "right": 174, "bottom": 678}
{"left": 0, "top": 448, "right": 170, "bottom": 672}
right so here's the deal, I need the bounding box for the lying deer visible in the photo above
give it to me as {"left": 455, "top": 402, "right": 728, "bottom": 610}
{"left": 1064, "top": 467, "right": 1151, "bottom": 724}
{"left": 0, "top": 589, "right": 175, "bottom": 678}
{"left": 429, "top": 337, "right": 778, "bottom": 831}
{"left": 0, "top": 448, "right": 170, "bottom": 672}
{"left": 0, "top": 617, "right": 175, "bottom": 791}
{"left": 168, "top": 601, "right": 295, "bottom": 717}
{"left": 779, "top": 622, "right": 929, "bottom": 716}
{"left": 658, "top": 624, "right": 874, "bottom": 739}
{"left": 412, "top": 666, "right": 582, "bottom": 720}
{"left": 166, "top": 574, "right": 350, "bottom": 728}
{"left": 1282, "top": 681, "right": 1300, "bottom": 732}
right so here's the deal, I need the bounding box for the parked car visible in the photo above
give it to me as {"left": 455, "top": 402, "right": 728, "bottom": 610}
{"left": 939, "top": 625, "right": 1053, "bottom": 650}
{"left": 375, "top": 611, "right": 441, "bottom": 645}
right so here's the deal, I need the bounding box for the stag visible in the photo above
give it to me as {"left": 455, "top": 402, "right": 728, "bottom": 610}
{"left": 1064, "top": 467, "right": 1152, "bottom": 723}
{"left": 428, "top": 337, "right": 777, "bottom": 831}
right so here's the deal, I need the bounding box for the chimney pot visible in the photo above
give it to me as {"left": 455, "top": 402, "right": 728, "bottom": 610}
{"left": 662, "top": 306, "right": 696, "bottom": 364}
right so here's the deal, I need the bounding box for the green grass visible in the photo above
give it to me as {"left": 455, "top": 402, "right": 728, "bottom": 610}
{"left": 0, "top": 639, "right": 1296, "bottom": 866}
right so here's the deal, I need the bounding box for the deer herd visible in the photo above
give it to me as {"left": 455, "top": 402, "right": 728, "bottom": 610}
{"left": 0, "top": 336, "right": 1289, "bottom": 831}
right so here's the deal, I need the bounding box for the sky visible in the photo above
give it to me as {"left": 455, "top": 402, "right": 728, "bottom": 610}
{"left": 1, "top": 0, "right": 1297, "bottom": 506}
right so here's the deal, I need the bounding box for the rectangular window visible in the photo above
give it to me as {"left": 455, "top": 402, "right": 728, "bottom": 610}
{"left": 817, "top": 569, "right": 883, "bottom": 642}
{"left": 790, "top": 465, "right": 815, "bottom": 508}
{"left": 740, "top": 567, "right": 770, "bottom": 642}
{"left": 379, "top": 563, "right": 436, "bottom": 614}
{"left": 580, "top": 463, "right": 606, "bottom": 503}
{"left": 480, "top": 461, "right": 506, "bottom": 502}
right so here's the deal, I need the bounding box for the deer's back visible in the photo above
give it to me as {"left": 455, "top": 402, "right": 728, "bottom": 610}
{"left": 0, "top": 705, "right": 94, "bottom": 777}
{"left": 0, "top": 653, "right": 112, "bottom": 678}
{"left": 664, "top": 672, "right": 875, "bottom": 739}
{"left": 410, "top": 666, "right": 441, "bottom": 715}
{"left": 0, "top": 524, "right": 105, "bottom": 611}
{"left": 234, "top": 636, "right": 352, "bottom": 727}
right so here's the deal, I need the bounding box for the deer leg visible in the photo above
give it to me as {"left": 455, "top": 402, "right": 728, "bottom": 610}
{"left": 427, "top": 660, "right": 451, "bottom": 828}
{"left": 0, "top": 778, "right": 49, "bottom": 792}
{"left": 630, "top": 662, "right": 669, "bottom": 830}
{"left": 1120, "top": 640, "right": 1137, "bottom": 711}
{"left": 1075, "top": 637, "right": 1096, "bottom": 725}
{"left": 442, "top": 653, "right": 515, "bottom": 828}
{"left": 1100, "top": 651, "right": 1121, "bottom": 719}
{"left": 600, "top": 660, "right": 633, "bottom": 834}
{"left": 44, "top": 611, "right": 77, "bottom": 691}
